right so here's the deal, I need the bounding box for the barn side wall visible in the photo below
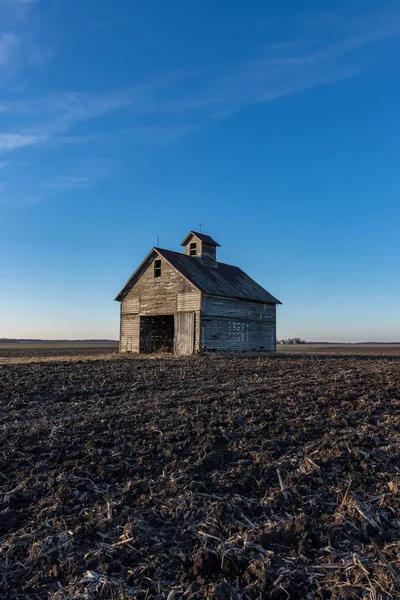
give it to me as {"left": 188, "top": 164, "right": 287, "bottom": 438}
{"left": 200, "top": 296, "right": 276, "bottom": 352}
{"left": 120, "top": 256, "right": 201, "bottom": 353}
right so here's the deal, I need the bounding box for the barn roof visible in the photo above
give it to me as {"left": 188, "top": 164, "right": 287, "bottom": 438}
{"left": 180, "top": 231, "right": 220, "bottom": 247}
{"left": 115, "top": 248, "right": 281, "bottom": 304}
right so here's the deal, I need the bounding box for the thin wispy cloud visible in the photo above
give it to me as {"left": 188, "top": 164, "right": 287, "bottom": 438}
{"left": 0, "top": 90, "right": 134, "bottom": 123}
{"left": 0, "top": 31, "right": 44, "bottom": 82}
{"left": 0, "top": 91, "right": 135, "bottom": 156}
{"left": 0, "top": 132, "right": 43, "bottom": 152}
{"left": 157, "top": 9, "right": 400, "bottom": 117}
{"left": 0, "top": 0, "right": 38, "bottom": 21}
{"left": 0, "top": 78, "right": 195, "bottom": 158}
{"left": 46, "top": 123, "right": 198, "bottom": 150}
{"left": 0, "top": 33, "right": 20, "bottom": 67}
{"left": 41, "top": 175, "right": 92, "bottom": 191}
{"left": 0, "top": 0, "right": 43, "bottom": 87}
{"left": 0, "top": 0, "right": 38, "bottom": 7}
{"left": 2, "top": 5, "right": 398, "bottom": 152}
{"left": 0, "top": 157, "right": 119, "bottom": 207}
{"left": 0, "top": 180, "right": 38, "bottom": 207}
{"left": 1, "top": 3, "right": 400, "bottom": 207}
{"left": 38, "top": 157, "right": 119, "bottom": 193}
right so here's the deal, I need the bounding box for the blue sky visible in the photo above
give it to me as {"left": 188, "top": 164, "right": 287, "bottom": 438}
{"left": 0, "top": 0, "right": 399, "bottom": 341}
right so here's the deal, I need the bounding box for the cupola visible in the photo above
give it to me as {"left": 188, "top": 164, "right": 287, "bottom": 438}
{"left": 180, "top": 231, "right": 220, "bottom": 266}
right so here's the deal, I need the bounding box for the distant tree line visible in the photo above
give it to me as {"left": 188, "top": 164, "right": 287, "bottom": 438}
{"left": 277, "top": 338, "right": 306, "bottom": 344}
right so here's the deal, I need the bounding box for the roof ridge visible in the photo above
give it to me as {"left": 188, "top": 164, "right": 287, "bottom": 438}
{"left": 180, "top": 231, "right": 221, "bottom": 247}
{"left": 157, "top": 247, "right": 237, "bottom": 269}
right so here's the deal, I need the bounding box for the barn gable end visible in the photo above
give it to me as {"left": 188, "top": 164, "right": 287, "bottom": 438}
{"left": 119, "top": 250, "right": 201, "bottom": 353}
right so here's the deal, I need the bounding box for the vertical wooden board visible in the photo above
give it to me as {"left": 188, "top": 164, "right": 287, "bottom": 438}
{"left": 195, "top": 310, "right": 200, "bottom": 352}
{"left": 174, "top": 313, "right": 195, "bottom": 356}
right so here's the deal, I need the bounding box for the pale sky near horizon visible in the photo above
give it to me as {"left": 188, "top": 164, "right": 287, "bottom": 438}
{"left": 0, "top": 0, "right": 399, "bottom": 342}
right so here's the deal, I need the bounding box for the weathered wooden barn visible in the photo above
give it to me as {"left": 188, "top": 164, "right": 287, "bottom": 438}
{"left": 115, "top": 231, "right": 281, "bottom": 355}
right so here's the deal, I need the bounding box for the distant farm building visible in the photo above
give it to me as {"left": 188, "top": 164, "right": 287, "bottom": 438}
{"left": 115, "top": 231, "right": 281, "bottom": 355}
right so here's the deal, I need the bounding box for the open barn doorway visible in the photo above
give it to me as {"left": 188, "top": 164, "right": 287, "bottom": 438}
{"left": 140, "top": 315, "right": 174, "bottom": 353}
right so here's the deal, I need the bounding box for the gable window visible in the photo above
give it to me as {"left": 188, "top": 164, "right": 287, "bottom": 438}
{"left": 154, "top": 259, "right": 161, "bottom": 278}
{"left": 190, "top": 242, "right": 197, "bottom": 256}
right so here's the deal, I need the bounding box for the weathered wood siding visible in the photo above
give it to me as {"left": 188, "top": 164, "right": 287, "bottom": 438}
{"left": 200, "top": 296, "right": 276, "bottom": 352}
{"left": 119, "top": 312, "right": 140, "bottom": 353}
{"left": 123, "top": 296, "right": 140, "bottom": 313}
{"left": 201, "top": 243, "right": 217, "bottom": 265}
{"left": 177, "top": 292, "right": 200, "bottom": 312}
{"left": 176, "top": 293, "right": 200, "bottom": 352}
{"left": 184, "top": 234, "right": 202, "bottom": 256}
{"left": 122, "top": 257, "right": 199, "bottom": 315}
{"left": 120, "top": 255, "right": 201, "bottom": 353}
{"left": 174, "top": 312, "right": 195, "bottom": 355}
{"left": 119, "top": 251, "right": 278, "bottom": 354}
{"left": 183, "top": 235, "right": 217, "bottom": 264}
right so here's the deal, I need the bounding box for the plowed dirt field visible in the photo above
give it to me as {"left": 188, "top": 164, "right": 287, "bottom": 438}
{"left": 1, "top": 353, "right": 399, "bottom": 599}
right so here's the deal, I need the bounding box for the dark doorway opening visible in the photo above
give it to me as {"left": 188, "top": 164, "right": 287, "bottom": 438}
{"left": 140, "top": 315, "right": 174, "bottom": 353}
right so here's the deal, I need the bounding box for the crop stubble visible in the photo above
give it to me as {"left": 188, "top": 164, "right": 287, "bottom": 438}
{"left": 0, "top": 353, "right": 399, "bottom": 599}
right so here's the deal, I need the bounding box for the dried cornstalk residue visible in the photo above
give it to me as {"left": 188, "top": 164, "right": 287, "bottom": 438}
{"left": 0, "top": 351, "right": 400, "bottom": 598}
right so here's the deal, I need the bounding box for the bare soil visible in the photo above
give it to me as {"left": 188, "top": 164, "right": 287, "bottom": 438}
{"left": 0, "top": 353, "right": 399, "bottom": 599}
{"left": 0, "top": 346, "right": 119, "bottom": 365}
{"left": 278, "top": 344, "right": 400, "bottom": 357}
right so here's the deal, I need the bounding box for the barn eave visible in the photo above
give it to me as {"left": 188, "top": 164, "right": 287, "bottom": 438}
{"left": 114, "top": 248, "right": 158, "bottom": 302}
